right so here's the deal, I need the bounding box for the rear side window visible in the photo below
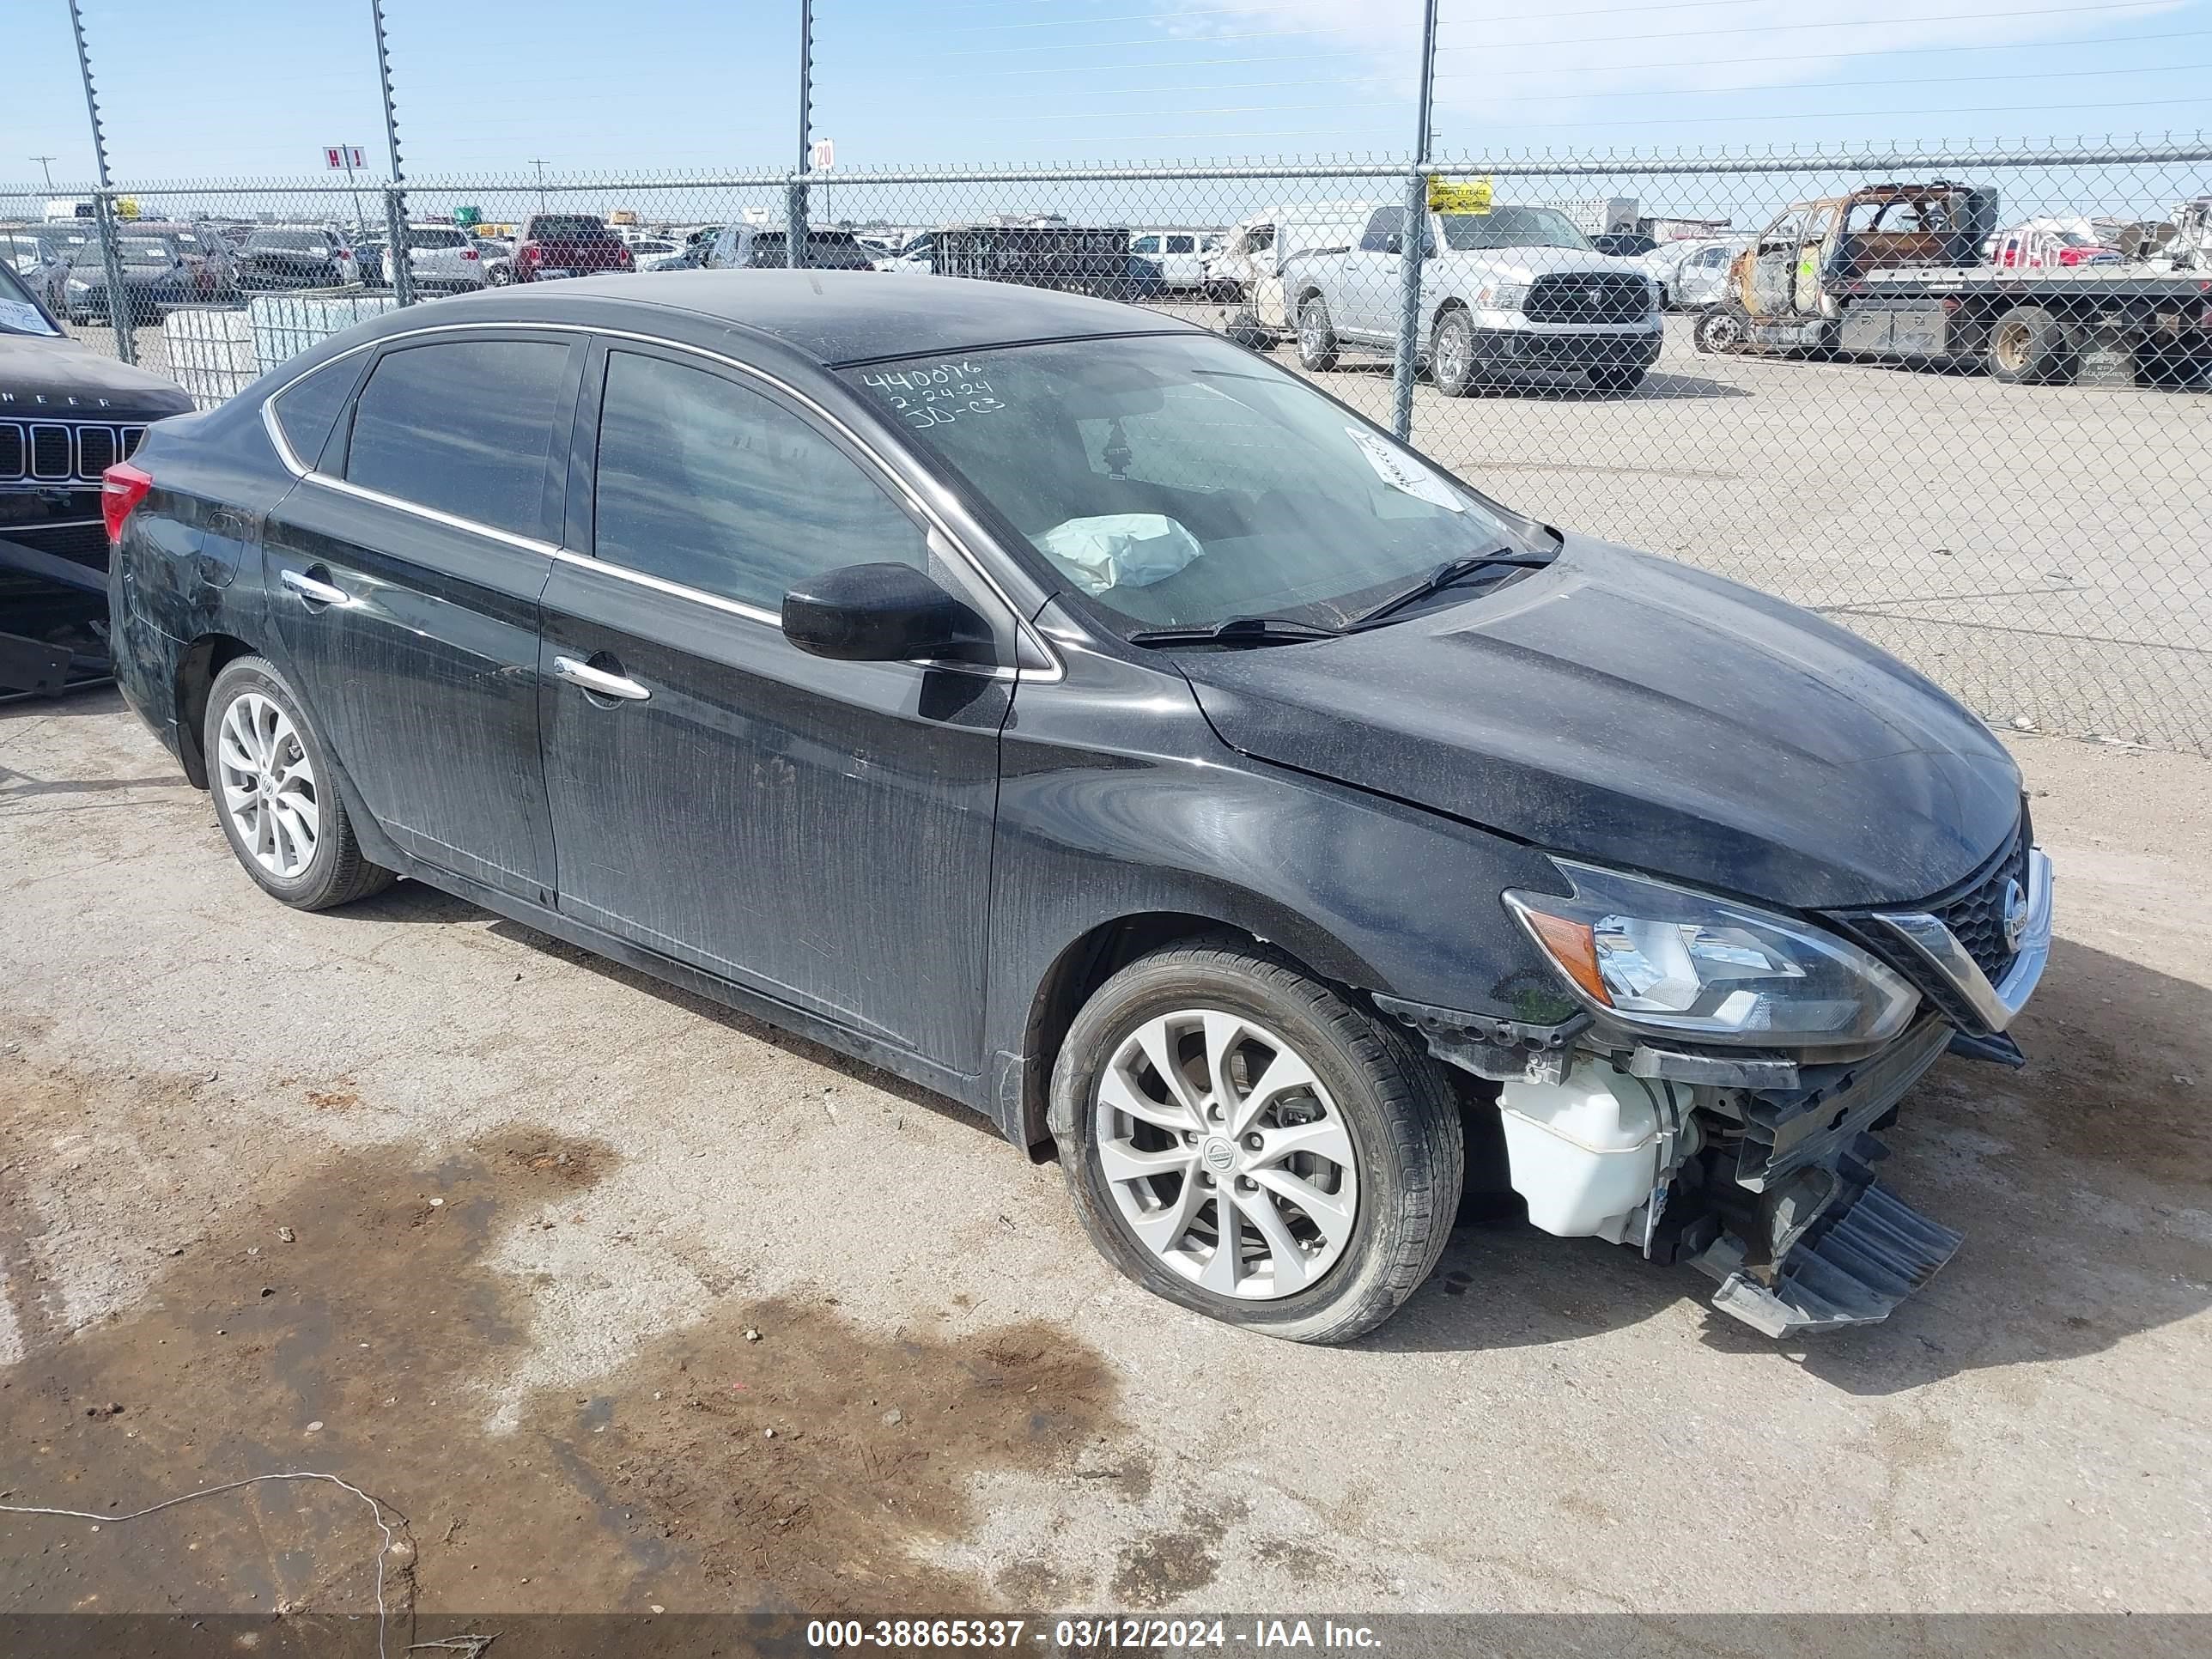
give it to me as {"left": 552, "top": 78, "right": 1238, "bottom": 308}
{"left": 592, "top": 349, "right": 926, "bottom": 611}
{"left": 270, "top": 356, "right": 362, "bottom": 469}
{"left": 344, "top": 338, "right": 572, "bottom": 539}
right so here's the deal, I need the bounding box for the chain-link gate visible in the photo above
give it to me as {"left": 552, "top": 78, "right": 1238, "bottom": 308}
{"left": 5, "top": 140, "right": 2209, "bottom": 750}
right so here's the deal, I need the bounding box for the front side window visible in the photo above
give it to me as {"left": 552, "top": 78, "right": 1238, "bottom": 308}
{"left": 1358, "top": 208, "right": 1402, "bottom": 252}
{"left": 842, "top": 334, "right": 1529, "bottom": 634}
{"left": 344, "top": 338, "right": 572, "bottom": 538}
{"left": 1131, "top": 235, "right": 1160, "bottom": 255}
{"left": 592, "top": 349, "right": 927, "bottom": 611}
{"left": 1165, "top": 235, "right": 1195, "bottom": 254}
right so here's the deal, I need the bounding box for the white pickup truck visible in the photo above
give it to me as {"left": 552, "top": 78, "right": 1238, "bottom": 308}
{"left": 1235, "top": 200, "right": 1663, "bottom": 396}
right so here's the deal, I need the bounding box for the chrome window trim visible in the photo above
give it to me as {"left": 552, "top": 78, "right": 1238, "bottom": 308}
{"left": 257, "top": 319, "right": 1061, "bottom": 683}
{"left": 1870, "top": 846, "right": 2052, "bottom": 1034}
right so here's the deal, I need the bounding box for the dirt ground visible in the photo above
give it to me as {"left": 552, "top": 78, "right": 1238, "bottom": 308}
{"left": 2, "top": 692, "right": 2208, "bottom": 1644}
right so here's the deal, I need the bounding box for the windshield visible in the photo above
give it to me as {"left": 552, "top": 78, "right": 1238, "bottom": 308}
{"left": 0, "top": 261, "right": 60, "bottom": 335}
{"left": 842, "top": 334, "right": 1530, "bottom": 634}
{"left": 249, "top": 231, "right": 331, "bottom": 252}
{"left": 1437, "top": 208, "right": 1594, "bottom": 252}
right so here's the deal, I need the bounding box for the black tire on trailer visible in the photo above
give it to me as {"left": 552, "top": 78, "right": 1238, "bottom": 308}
{"left": 1988, "top": 304, "right": 2075, "bottom": 385}
{"left": 1694, "top": 303, "right": 1749, "bottom": 355}
{"left": 1048, "top": 936, "right": 1466, "bottom": 1345}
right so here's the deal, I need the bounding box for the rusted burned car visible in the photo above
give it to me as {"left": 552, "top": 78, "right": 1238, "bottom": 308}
{"left": 1696, "top": 179, "right": 2212, "bottom": 387}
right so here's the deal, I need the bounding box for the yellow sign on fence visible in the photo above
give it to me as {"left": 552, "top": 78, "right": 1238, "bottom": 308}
{"left": 1427, "top": 177, "right": 1493, "bottom": 214}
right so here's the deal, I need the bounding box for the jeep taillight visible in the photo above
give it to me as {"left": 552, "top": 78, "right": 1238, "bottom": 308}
{"left": 102, "top": 461, "right": 153, "bottom": 542}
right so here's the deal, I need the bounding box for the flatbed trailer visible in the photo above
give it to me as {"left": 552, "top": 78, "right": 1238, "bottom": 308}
{"left": 1695, "top": 179, "right": 2212, "bottom": 387}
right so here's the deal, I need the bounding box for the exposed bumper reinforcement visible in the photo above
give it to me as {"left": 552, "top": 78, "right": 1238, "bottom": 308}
{"left": 1692, "top": 1159, "right": 1963, "bottom": 1337}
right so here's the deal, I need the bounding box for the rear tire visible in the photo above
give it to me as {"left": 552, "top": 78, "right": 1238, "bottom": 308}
{"left": 1988, "top": 304, "right": 2075, "bottom": 385}
{"left": 204, "top": 657, "right": 395, "bottom": 912}
{"left": 1296, "top": 295, "right": 1339, "bottom": 372}
{"left": 1049, "top": 938, "right": 1464, "bottom": 1344}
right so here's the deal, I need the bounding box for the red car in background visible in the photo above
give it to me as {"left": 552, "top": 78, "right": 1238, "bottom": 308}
{"left": 512, "top": 213, "right": 635, "bottom": 283}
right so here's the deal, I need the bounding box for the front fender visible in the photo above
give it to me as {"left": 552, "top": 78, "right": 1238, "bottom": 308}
{"left": 981, "top": 634, "right": 1580, "bottom": 1139}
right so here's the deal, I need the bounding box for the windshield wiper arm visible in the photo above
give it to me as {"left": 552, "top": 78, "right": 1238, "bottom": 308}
{"left": 1127, "top": 616, "right": 1340, "bottom": 648}
{"left": 1344, "top": 549, "right": 1553, "bottom": 631}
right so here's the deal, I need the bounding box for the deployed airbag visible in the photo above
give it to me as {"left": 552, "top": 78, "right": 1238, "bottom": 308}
{"left": 1033, "top": 514, "right": 1205, "bottom": 595}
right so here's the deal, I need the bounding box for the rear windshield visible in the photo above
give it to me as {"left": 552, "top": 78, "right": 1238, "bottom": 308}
{"left": 406, "top": 228, "right": 468, "bottom": 248}
{"left": 530, "top": 216, "right": 613, "bottom": 240}
{"left": 745, "top": 233, "right": 876, "bottom": 269}
{"left": 249, "top": 231, "right": 332, "bottom": 251}
{"left": 74, "top": 238, "right": 176, "bottom": 267}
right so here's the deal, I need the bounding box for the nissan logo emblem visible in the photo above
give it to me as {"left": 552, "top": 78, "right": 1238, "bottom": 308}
{"left": 2001, "top": 878, "right": 2029, "bottom": 953}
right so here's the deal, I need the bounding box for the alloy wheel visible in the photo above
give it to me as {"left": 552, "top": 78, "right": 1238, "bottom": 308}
{"left": 1435, "top": 320, "right": 1470, "bottom": 386}
{"left": 216, "top": 691, "right": 320, "bottom": 878}
{"left": 1093, "top": 1008, "right": 1359, "bottom": 1300}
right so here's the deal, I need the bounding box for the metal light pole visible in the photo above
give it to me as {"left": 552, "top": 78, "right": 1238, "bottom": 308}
{"left": 1389, "top": 0, "right": 1443, "bottom": 440}
{"left": 531, "top": 159, "right": 548, "bottom": 213}
{"left": 67, "top": 0, "right": 137, "bottom": 364}
{"left": 789, "top": 0, "right": 812, "bottom": 270}
{"left": 368, "top": 0, "right": 414, "bottom": 304}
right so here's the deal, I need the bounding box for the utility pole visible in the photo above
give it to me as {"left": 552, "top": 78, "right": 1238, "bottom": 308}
{"left": 790, "top": 0, "right": 812, "bottom": 270}
{"left": 530, "top": 158, "right": 547, "bottom": 213}
{"left": 66, "top": 0, "right": 137, "bottom": 365}
{"left": 1389, "top": 0, "right": 1442, "bottom": 441}
{"left": 368, "top": 0, "right": 414, "bottom": 304}
{"left": 30, "top": 155, "right": 58, "bottom": 191}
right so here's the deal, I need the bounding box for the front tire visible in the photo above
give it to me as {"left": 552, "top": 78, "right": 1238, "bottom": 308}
{"left": 1296, "top": 295, "right": 1339, "bottom": 372}
{"left": 205, "top": 657, "right": 395, "bottom": 911}
{"left": 1430, "top": 307, "right": 1479, "bottom": 398}
{"left": 1049, "top": 939, "right": 1464, "bottom": 1344}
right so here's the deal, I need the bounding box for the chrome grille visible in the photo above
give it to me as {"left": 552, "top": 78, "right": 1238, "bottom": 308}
{"left": 1935, "top": 829, "right": 2031, "bottom": 986}
{"left": 0, "top": 420, "right": 147, "bottom": 484}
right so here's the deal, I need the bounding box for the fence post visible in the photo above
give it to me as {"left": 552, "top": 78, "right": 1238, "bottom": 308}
{"left": 1389, "top": 0, "right": 1442, "bottom": 441}
{"left": 1389, "top": 167, "right": 1427, "bottom": 441}
{"left": 790, "top": 0, "right": 813, "bottom": 268}
{"left": 67, "top": 0, "right": 136, "bottom": 365}
{"left": 382, "top": 187, "right": 413, "bottom": 307}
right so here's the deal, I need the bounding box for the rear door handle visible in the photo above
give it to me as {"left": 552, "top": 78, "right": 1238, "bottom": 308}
{"left": 280, "top": 567, "right": 348, "bottom": 606}
{"left": 552, "top": 654, "right": 651, "bottom": 702}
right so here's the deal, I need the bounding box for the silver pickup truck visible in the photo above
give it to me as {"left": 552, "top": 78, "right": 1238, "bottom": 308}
{"left": 1265, "top": 201, "right": 1664, "bottom": 395}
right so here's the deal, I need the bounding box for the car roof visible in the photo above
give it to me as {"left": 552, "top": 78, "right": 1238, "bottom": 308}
{"left": 416, "top": 269, "right": 1202, "bottom": 368}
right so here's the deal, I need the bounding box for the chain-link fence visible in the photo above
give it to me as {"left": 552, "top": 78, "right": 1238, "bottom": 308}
{"left": 5, "top": 139, "right": 2209, "bottom": 751}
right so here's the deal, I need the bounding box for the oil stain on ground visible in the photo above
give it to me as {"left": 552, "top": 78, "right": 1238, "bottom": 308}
{"left": 0, "top": 1106, "right": 1131, "bottom": 1634}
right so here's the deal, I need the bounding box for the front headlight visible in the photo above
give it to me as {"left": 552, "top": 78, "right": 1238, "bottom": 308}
{"left": 1504, "top": 860, "right": 1918, "bottom": 1048}
{"left": 67, "top": 276, "right": 89, "bottom": 293}
{"left": 1479, "top": 282, "right": 1528, "bottom": 312}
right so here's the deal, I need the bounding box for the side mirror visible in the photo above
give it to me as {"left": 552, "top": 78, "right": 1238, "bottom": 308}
{"left": 781, "top": 562, "right": 993, "bottom": 664}
{"left": 1381, "top": 233, "right": 1403, "bottom": 256}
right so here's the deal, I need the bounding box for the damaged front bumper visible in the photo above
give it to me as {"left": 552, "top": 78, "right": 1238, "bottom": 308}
{"left": 1376, "top": 842, "right": 2052, "bottom": 1338}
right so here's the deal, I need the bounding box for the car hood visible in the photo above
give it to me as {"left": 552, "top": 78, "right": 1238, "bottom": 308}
{"left": 1173, "top": 538, "right": 2021, "bottom": 909}
{"left": 0, "top": 333, "right": 196, "bottom": 416}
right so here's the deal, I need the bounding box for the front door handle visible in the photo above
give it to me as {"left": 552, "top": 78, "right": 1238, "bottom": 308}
{"left": 552, "top": 654, "right": 650, "bottom": 702}
{"left": 281, "top": 567, "right": 349, "bottom": 606}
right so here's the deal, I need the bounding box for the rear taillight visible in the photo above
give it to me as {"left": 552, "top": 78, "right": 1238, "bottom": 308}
{"left": 336, "top": 247, "right": 352, "bottom": 259}
{"left": 461, "top": 247, "right": 479, "bottom": 260}
{"left": 518, "top": 241, "right": 542, "bottom": 265}
{"left": 102, "top": 461, "right": 153, "bottom": 542}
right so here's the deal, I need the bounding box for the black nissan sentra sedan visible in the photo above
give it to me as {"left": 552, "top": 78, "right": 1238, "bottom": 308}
{"left": 106, "top": 271, "right": 2050, "bottom": 1344}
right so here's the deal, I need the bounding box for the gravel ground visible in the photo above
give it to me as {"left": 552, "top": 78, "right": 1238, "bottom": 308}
{"left": 1, "top": 692, "right": 2207, "bottom": 1635}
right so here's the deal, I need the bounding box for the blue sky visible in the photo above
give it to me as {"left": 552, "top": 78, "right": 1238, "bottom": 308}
{"left": 4, "top": 0, "right": 2207, "bottom": 185}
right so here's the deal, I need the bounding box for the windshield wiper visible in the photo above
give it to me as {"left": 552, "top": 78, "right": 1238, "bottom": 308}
{"left": 1127, "top": 616, "right": 1340, "bottom": 648}
{"left": 1344, "top": 549, "right": 1554, "bottom": 631}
